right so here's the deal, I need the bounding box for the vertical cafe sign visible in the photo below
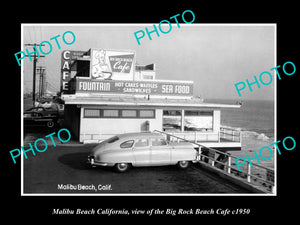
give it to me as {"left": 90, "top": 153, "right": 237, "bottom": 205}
{"left": 61, "top": 50, "right": 85, "bottom": 92}
{"left": 90, "top": 48, "right": 135, "bottom": 80}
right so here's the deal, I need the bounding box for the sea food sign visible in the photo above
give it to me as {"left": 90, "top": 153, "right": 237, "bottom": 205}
{"left": 90, "top": 49, "right": 135, "bottom": 80}
{"left": 76, "top": 78, "right": 193, "bottom": 96}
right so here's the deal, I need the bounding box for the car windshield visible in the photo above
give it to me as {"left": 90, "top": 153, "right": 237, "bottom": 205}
{"left": 106, "top": 136, "right": 119, "bottom": 143}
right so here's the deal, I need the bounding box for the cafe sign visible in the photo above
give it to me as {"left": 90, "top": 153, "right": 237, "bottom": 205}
{"left": 90, "top": 49, "right": 135, "bottom": 80}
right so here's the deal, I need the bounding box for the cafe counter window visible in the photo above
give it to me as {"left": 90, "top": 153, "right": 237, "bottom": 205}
{"left": 163, "top": 110, "right": 182, "bottom": 132}
{"left": 184, "top": 110, "right": 213, "bottom": 132}
{"left": 163, "top": 110, "right": 213, "bottom": 132}
{"left": 84, "top": 108, "right": 155, "bottom": 119}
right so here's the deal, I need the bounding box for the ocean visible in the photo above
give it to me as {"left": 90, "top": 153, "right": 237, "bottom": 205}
{"left": 206, "top": 99, "right": 275, "bottom": 140}
{"left": 207, "top": 99, "right": 275, "bottom": 170}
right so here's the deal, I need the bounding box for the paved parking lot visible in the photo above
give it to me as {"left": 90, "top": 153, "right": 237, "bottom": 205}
{"left": 23, "top": 141, "right": 250, "bottom": 194}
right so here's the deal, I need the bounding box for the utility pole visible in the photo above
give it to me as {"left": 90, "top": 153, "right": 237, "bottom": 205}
{"left": 37, "top": 66, "right": 46, "bottom": 99}
{"left": 25, "top": 43, "right": 45, "bottom": 107}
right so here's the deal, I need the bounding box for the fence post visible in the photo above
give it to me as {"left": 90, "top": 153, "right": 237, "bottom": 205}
{"left": 227, "top": 156, "right": 231, "bottom": 174}
{"left": 211, "top": 151, "right": 215, "bottom": 167}
{"left": 247, "top": 162, "right": 251, "bottom": 182}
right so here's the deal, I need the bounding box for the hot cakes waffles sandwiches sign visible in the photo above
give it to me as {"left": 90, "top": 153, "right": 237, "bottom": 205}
{"left": 76, "top": 78, "right": 193, "bottom": 96}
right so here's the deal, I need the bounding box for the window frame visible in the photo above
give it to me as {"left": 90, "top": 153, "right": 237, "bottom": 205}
{"left": 134, "top": 138, "right": 149, "bottom": 148}
{"left": 101, "top": 109, "right": 120, "bottom": 118}
{"left": 83, "top": 108, "right": 156, "bottom": 119}
{"left": 84, "top": 108, "right": 101, "bottom": 118}
{"left": 120, "top": 109, "right": 138, "bottom": 118}
{"left": 183, "top": 110, "right": 214, "bottom": 131}
{"left": 138, "top": 109, "right": 155, "bottom": 118}
{"left": 120, "top": 140, "right": 134, "bottom": 149}
{"left": 150, "top": 138, "right": 168, "bottom": 147}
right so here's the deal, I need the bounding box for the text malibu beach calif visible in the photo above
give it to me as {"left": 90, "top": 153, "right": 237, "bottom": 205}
{"left": 57, "top": 183, "right": 112, "bottom": 191}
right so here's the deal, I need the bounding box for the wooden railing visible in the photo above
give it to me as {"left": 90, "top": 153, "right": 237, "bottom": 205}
{"left": 154, "top": 130, "right": 274, "bottom": 193}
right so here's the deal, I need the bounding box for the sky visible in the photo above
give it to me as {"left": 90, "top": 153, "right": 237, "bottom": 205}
{"left": 22, "top": 24, "right": 275, "bottom": 101}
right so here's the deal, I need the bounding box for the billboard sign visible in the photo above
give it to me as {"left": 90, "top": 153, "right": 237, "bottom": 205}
{"left": 90, "top": 49, "right": 135, "bottom": 80}
{"left": 76, "top": 78, "right": 193, "bottom": 96}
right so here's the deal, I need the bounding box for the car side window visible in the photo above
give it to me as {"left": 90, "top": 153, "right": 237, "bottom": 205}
{"left": 120, "top": 140, "right": 134, "bottom": 148}
{"left": 151, "top": 138, "right": 167, "bottom": 146}
{"left": 134, "top": 138, "right": 149, "bottom": 148}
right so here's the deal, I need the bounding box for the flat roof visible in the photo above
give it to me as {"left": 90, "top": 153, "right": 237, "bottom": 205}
{"left": 62, "top": 94, "right": 241, "bottom": 109}
{"left": 115, "top": 132, "right": 163, "bottom": 139}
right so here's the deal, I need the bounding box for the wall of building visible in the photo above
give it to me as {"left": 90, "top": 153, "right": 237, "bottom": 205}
{"left": 79, "top": 107, "right": 163, "bottom": 143}
{"left": 64, "top": 104, "right": 81, "bottom": 140}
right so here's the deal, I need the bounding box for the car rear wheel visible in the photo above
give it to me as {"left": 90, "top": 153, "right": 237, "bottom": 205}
{"left": 46, "top": 121, "right": 55, "bottom": 128}
{"left": 177, "top": 161, "right": 190, "bottom": 169}
{"left": 114, "top": 163, "right": 130, "bottom": 173}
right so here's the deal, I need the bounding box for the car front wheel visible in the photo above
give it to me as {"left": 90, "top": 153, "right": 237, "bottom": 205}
{"left": 177, "top": 161, "right": 190, "bottom": 169}
{"left": 46, "top": 121, "right": 55, "bottom": 128}
{"left": 114, "top": 163, "right": 131, "bottom": 173}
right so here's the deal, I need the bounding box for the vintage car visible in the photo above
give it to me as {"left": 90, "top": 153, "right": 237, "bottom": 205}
{"left": 88, "top": 132, "right": 198, "bottom": 172}
{"left": 23, "top": 106, "right": 59, "bottom": 128}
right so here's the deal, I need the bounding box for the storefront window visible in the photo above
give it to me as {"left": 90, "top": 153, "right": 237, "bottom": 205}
{"left": 163, "top": 110, "right": 182, "bottom": 132}
{"left": 139, "top": 110, "right": 155, "bottom": 118}
{"left": 83, "top": 108, "right": 155, "bottom": 119}
{"left": 84, "top": 109, "right": 100, "bottom": 118}
{"left": 184, "top": 110, "right": 213, "bottom": 131}
{"left": 121, "top": 110, "right": 137, "bottom": 118}
{"left": 103, "top": 109, "right": 119, "bottom": 117}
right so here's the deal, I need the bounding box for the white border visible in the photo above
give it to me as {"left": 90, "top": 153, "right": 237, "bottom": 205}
{"left": 21, "top": 23, "right": 277, "bottom": 196}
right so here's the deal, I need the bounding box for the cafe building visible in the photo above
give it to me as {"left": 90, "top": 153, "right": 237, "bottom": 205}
{"left": 61, "top": 48, "right": 242, "bottom": 152}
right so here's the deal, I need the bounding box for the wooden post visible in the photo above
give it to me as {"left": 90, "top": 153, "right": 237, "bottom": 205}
{"left": 181, "top": 109, "right": 184, "bottom": 132}
{"left": 227, "top": 156, "right": 231, "bottom": 174}
{"left": 211, "top": 151, "right": 215, "bottom": 167}
{"left": 247, "top": 162, "right": 251, "bottom": 182}
{"left": 198, "top": 146, "right": 202, "bottom": 161}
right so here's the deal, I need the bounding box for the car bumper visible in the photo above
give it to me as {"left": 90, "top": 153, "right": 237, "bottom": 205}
{"left": 87, "top": 156, "right": 113, "bottom": 167}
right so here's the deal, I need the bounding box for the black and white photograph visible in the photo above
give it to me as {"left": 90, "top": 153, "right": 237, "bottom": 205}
{"left": 4, "top": 5, "right": 298, "bottom": 221}
{"left": 20, "top": 24, "right": 276, "bottom": 195}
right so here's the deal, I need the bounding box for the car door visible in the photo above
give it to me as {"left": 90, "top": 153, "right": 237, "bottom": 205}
{"left": 150, "top": 137, "right": 172, "bottom": 165}
{"left": 132, "top": 138, "right": 151, "bottom": 166}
